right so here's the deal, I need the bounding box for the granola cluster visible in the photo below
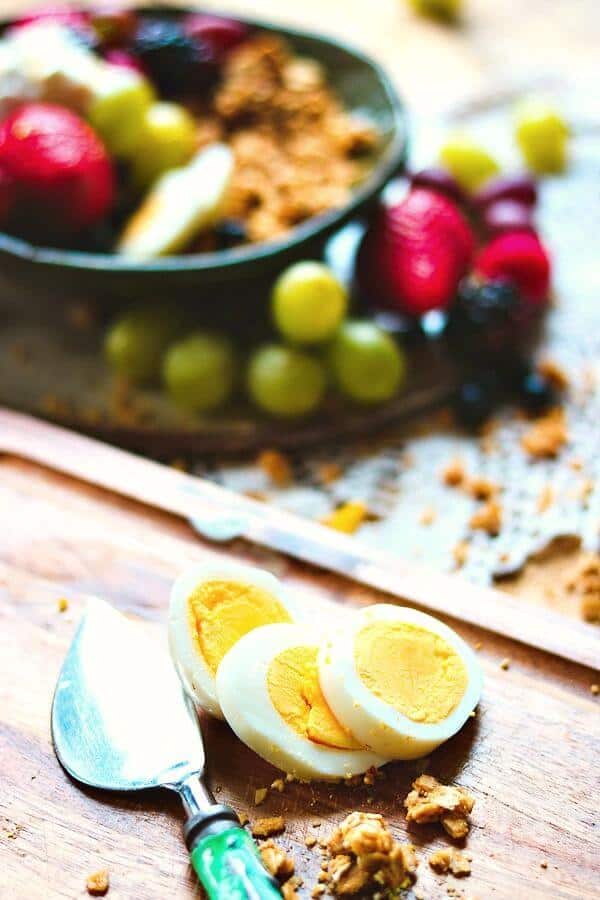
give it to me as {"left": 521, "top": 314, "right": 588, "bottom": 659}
{"left": 404, "top": 775, "right": 475, "bottom": 841}
{"left": 565, "top": 553, "right": 600, "bottom": 622}
{"left": 194, "top": 35, "right": 378, "bottom": 243}
{"left": 325, "top": 812, "right": 417, "bottom": 896}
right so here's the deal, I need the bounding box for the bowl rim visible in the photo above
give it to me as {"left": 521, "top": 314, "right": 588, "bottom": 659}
{"left": 0, "top": 9, "right": 407, "bottom": 275}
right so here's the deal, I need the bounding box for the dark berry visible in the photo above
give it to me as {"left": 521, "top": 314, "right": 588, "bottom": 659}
{"left": 446, "top": 279, "right": 531, "bottom": 364}
{"left": 132, "top": 18, "right": 219, "bottom": 96}
{"left": 517, "top": 370, "right": 557, "bottom": 415}
{"left": 410, "top": 167, "right": 466, "bottom": 204}
{"left": 214, "top": 218, "right": 248, "bottom": 249}
{"left": 453, "top": 373, "right": 501, "bottom": 429}
{"left": 472, "top": 174, "right": 538, "bottom": 211}
{"left": 483, "top": 200, "right": 535, "bottom": 237}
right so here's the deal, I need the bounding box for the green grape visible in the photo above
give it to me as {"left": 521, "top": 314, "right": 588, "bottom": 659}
{"left": 132, "top": 102, "right": 197, "bottom": 189}
{"left": 328, "top": 321, "right": 405, "bottom": 404}
{"left": 89, "top": 69, "right": 155, "bottom": 159}
{"left": 439, "top": 135, "right": 500, "bottom": 193}
{"left": 246, "top": 344, "right": 326, "bottom": 417}
{"left": 104, "top": 303, "right": 182, "bottom": 385}
{"left": 163, "top": 332, "right": 236, "bottom": 413}
{"left": 514, "top": 100, "right": 569, "bottom": 174}
{"left": 272, "top": 261, "right": 348, "bottom": 344}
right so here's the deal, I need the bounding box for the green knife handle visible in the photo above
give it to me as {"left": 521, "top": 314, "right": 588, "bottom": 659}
{"left": 185, "top": 805, "right": 282, "bottom": 899}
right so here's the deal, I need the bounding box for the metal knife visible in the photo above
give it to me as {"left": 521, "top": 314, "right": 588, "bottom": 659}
{"left": 51, "top": 598, "right": 282, "bottom": 899}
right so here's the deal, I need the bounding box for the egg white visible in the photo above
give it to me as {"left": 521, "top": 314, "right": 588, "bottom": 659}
{"left": 318, "top": 605, "right": 483, "bottom": 759}
{"left": 216, "top": 623, "right": 388, "bottom": 780}
{"left": 169, "top": 562, "right": 296, "bottom": 719}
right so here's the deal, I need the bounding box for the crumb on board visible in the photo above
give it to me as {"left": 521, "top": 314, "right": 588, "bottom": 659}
{"left": 404, "top": 775, "right": 475, "bottom": 841}
{"left": 252, "top": 816, "right": 286, "bottom": 838}
{"left": 537, "top": 484, "right": 555, "bottom": 513}
{"left": 257, "top": 449, "right": 293, "bottom": 487}
{"left": 469, "top": 500, "right": 502, "bottom": 536}
{"left": 271, "top": 778, "right": 285, "bottom": 793}
{"left": 239, "top": 812, "right": 250, "bottom": 826}
{"left": 321, "top": 811, "right": 417, "bottom": 896}
{"left": 564, "top": 553, "right": 600, "bottom": 623}
{"left": 467, "top": 476, "right": 499, "bottom": 501}
{"left": 259, "top": 839, "right": 295, "bottom": 881}
{"left": 569, "top": 456, "right": 584, "bottom": 471}
{"left": 429, "top": 847, "right": 472, "bottom": 877}
{"left": 282, "top": 876, "right": 303, "bottom": 899}
{"left": 521, "top": 408, "right": 568, "bottom": 459}
{"left": 419, "top": 507, "right": 437, "bottom": 526}
{"left": 86, "top": 870, "right": 109, "bottom": 897}
{"left": 316, "top": 462, "right": 343, "bottom": 485}
{"left": 442, "top": 458, "right": 466, "bottom": 487}
{"left": 254, "top": 787, "right": 269, "bottom": 806}
{"left": 453, "top": 541, "right": 470, "bottom": 569}
{"left": 500, "top": 658, "right": 511, "bottom": 671}
{"left": 57, "top": 597, "right": 69, "bottom": 613}
{"left": 537, "top": 358, "right": 569, "bottom": 391}
{"left": 590, "top": 684, "right": 599, "bottom": 696}
{"left": 540, "top": 860, "right": 548, "bottom": 869}
{"left": 320, "top": 501, "right": 368, "bottom": 534}
{"left": 305, "top": 834, "right": 318, "bottom": 848}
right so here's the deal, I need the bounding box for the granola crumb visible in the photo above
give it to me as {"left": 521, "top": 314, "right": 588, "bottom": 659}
{"left": 323, "top": 811, "right": 417, "bottom": 896}
{"left": 252, "top": 816, "right": 286, "bottom": 838}
{"left": 254, "top": 787, "right": 269, "bottom": 806}
{"left": 271, "top": 778, "right": 285, "bottom": 793}
{"left": 282, "top": 876, "right": 303, "bottom": 899}
{"left": 316, "top": 461, "right": 343, "bottom": 485}
{"left": 569, "top": 456, "right": 584, "bottom": 471}
{"left": 57, "top": 597, "right": 69, "bottom": 613}
{"left": 537, "top": 484, "right": 555, "bottom": 513}
{"left": 320, "top": 501, "right": 368, "bottom": 534}
{"left": 239, "top": 812, "right": 250, "bottom": 826}
{"left": 429, "top": 847, "right": 471, "bottom": 877}
{"left": 259, "top": 839, "right": 295, "bottom": 881}
{"left": 537, "top": 358, "right": 569, "bottom": 390}
{"left": 469, "top": 500, "right": 502, "bottom": 536}
{"left": 564, "top": 553, "right": 600, "bottom": 622}
{"left": 86, "top": 870, "right": 109, "bottom": 896}
{"left": 305, "top": 834, "right": 318, "bottom": 848}
{"left": 467, "top": 476, "right": 499, "bottom": 501}
{"left": 591, "top": 684, "right": 599, "bottom": 696}
{"left": 419, "top": 507, "right": 437, "bottom": 526}
{"left": 311, "top": 885, "right": 326, "bottom": 897}
{"left": 474, "top": 641, "right": 482, "bottom": 650}
{"left": 404, "top": 775, "right": 475, "bottom": 841}
{"left": 500, "top": 658, "right": 511, "bottom": 671}
{"left": 453, "top": 541, "right": 470, "bottom": 569}
{"left": 521, "top": 408, "right": 567, "bottom": 458}
{"left": 540, "top": 860, "right": 548, "bottom": 869}
{"left": 258, "top": 449, "right": 293, "bottom": 487}
{"left": 442, "top": 458, "right": 466, "bottom": 487}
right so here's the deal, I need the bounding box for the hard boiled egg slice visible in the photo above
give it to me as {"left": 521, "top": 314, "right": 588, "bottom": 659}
{"left": 169, "top": 562, "right": 295, "bottom": 719}
{"left": 216, "top": 623, "right": 387, "bottom": 780}
{"left": 319, "top": 605, "right": 482, "bottom": 759}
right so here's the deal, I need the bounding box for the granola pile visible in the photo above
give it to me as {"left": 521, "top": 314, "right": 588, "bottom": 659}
{"left": 194, "top": 35, "right": 379, "bottom": 243}
{"left": 404, "top": 775, "right": 475, "bottom": 841}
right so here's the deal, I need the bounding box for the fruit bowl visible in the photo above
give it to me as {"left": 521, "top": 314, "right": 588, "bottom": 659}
{"left": 0, "top": 6, "right": 407, "bottom": 306}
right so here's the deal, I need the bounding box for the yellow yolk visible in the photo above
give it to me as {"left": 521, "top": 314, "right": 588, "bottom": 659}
{"left": 267, "top": 645, "right": 362, "bottom": 750}
{"left": 355, "top": 622, "right": 468, "bottom": 724}
{"left": 188, "top": 579, "right": 292, "bottom": 675}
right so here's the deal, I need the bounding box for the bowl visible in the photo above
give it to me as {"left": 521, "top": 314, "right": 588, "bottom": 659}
{"left": 0, "top": 6, "right": 408, "bottom": 306}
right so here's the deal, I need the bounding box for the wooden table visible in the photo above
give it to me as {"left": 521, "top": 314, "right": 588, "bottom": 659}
{"left": 1, "top": 2, "right": 599, "bottom": 899}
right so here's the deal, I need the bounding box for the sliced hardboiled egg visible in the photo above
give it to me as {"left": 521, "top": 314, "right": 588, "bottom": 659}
{"left": 169, "top": 562, "right": 296, "bottom": 718}
{"left": 318, "top": 605, "right": 482, "bottom": 759}
{"left": 216, "top": 623, "right": 387, "bottom": 780}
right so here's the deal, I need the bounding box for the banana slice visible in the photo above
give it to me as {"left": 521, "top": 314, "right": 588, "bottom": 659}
{"left": 118, "top": 144, "right": 234, "bottom": 259}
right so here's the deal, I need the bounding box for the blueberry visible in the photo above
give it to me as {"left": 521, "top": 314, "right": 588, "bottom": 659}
{"left": 214, "top": 218, "right": 248, "bottom": 249}
{"left": 453, "top": 372, "right": 501, "bottom": 429}
{"left": 446, "top": 279, "right": 528, "bottom": 364}
{"left": 518, "top": 370, "right": 557, "bottom": 415}
{"left": 132, "top": 18, "right": 219, "bottom": 96}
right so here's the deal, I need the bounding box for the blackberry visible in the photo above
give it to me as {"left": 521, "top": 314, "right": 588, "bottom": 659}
{"left": 453, "top": 372, "right": 502, "bottom": 429}
{"left": 214, "top": 218, "right": 248, "bottom": 249}
{"left": 517, "top": 370, "right": 557, "bottom": 415}
{"left": 446, "top": 279, "right": 527, "bottom": 365}
{"left": 132, "top": 18, "right": 219, "bottom": 96}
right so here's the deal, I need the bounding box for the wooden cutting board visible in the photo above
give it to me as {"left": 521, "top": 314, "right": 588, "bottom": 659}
{"left": 1, "top": 454, "right": 599, "bottom": 900}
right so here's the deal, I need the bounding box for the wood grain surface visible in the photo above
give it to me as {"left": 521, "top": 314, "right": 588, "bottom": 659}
{"left": 1, "top": 456, "right": 599, "bottom": 900}
{"left": 1, "top": 2, "right": 600, "bottom": 899}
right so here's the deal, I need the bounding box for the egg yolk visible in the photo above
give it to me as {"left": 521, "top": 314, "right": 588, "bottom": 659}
{"left": 188, "top": 579, "right": 292, "bottom": 675}
{"left": 355, "top": 622, "right": 468, "bottom": 724}
{"left": 267, "top": 645, "right": 362, "bottom": 750}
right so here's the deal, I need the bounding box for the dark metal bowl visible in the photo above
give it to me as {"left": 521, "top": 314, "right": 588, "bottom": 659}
{"left": 0, "top": 7, "right": 408, "bottom": 305}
